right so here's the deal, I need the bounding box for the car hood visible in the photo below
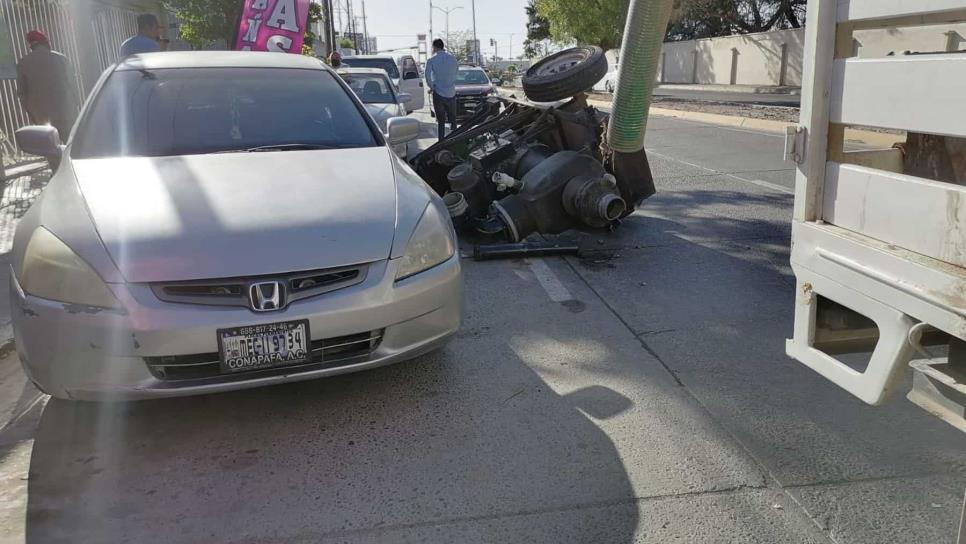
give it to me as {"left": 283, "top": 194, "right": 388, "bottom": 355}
{"left": 71, "top": 147, "right": 398, "bottom": 283}
{"left": 456, "top": 85, "right": 492, "bottom": 95}
{"left": 364, "top": 103, "right": 399, "bottom": 132}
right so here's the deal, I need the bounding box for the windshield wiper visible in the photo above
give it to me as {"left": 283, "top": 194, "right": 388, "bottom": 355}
{"left": 213, "top": 144, "right": 345, "bottom": 154}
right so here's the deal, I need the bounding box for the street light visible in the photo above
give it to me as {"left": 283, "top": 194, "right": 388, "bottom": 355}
{"left": 432, "top": 4, "right": 463, "bottom": 47}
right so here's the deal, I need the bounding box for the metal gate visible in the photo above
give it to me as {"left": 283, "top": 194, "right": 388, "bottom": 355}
{"left": 0, "top": 0, "right": 87, "bottom": 161}
{"left": 91, "top": 3, "right": 139, "bottom": 75}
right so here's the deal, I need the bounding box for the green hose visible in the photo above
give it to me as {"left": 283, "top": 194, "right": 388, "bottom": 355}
{"left": 607, "top": 0, "right": 674, "bottom": 153}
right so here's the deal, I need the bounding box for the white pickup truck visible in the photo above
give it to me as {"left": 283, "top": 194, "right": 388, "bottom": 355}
{"left": 783, "top": 0, "right": 966, "bottom": 539}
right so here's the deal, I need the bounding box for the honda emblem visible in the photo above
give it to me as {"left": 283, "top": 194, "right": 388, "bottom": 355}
{"left": 249, "top": 281, "right": 286, "bottom": 312}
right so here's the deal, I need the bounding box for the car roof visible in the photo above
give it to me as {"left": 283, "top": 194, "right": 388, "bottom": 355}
{"left": 115, "top": 51, "right": 329, "bottom": 71}
{"left": 337, "top": 67, "right": 390, "bottom": 77}
{"left": 342, "top": 55, "right": 395, "bottom": 61}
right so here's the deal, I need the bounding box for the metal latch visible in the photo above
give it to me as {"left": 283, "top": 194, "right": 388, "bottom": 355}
{"left": 784, "top": 126, "right": 806, "bottom": 164}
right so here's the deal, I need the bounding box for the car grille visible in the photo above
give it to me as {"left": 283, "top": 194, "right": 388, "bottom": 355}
{"left": 144, "top": 330, "right": 383, "bottom": 382}
{"left": 151, "top": 265, "right": 368, "bottom": 309}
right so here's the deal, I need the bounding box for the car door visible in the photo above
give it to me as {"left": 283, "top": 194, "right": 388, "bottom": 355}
{"left": 397, "top": 56, "right": 425, "bottom": 112}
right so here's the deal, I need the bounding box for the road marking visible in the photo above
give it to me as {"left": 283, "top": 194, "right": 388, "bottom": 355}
{"left": 527, "top": 258, "right": 573, "bottom": 303}
{"left": 647, "top": 149, "right": 795, "bottom": 195}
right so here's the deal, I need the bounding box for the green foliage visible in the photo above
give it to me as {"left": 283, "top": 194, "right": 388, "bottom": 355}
{"left": 523, "top": 0, "right": 551, "bottom": 58}
{"left": 530, "top": 0, "right": 808, "bottom": 49}
{"left": 534, "top": 0, "right": 628, "bottom": 51}
{"left": 161, "top": 0, "right": 241, "bottom": 49}
{"left": 300, "top": 2, "right": 323, "bottom": 55}
{"left": 338, "top": 37, "right": 355, "bottom": 49}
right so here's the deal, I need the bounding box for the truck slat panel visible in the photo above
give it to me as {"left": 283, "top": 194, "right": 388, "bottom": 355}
{"left": 837, "top": 0, "right": 966, "bottom": 22}
{"left": 830, "top": 55, "right": 966, "bottom": 138}
{"left": 823, "top": 162, "right": 966, "bottom": 268}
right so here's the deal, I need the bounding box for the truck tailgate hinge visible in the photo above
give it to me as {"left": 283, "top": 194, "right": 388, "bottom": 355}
{"left": 784, "top": 125, "right": 806, "bottom": 164}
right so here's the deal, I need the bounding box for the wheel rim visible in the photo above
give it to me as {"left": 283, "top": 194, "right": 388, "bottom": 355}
{"left": 534, "top": 49, "right": 590, "bottom": 77}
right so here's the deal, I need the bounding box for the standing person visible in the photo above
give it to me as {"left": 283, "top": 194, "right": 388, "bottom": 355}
{"left": 425, "top": 39, "right": 458, "bottom": 140}
{"left": 119, "top": 14, "right": 163, "bottom": 58}
{"left": 328, "top": 51, "right": 343, "bottom": 68}
{"left": 16, "top": 31, "right": 78, "bottom": 140}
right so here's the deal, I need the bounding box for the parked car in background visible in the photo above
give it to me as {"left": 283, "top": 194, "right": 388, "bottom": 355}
{"left": 454, "top": 65, "right": 497, "bottom": 120}
{"left": 341, "top": 55, "right": 425, "bottom": 113}
{"left": 11, "top": 52, "right": 461, "bottom": 400}
{"left": 338, "top": 67, "right": 414, "bottom": 157}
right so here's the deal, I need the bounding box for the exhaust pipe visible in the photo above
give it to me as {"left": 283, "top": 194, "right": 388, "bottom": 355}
{"left": 607, "top": 0, "right": 675, "bottom": 153}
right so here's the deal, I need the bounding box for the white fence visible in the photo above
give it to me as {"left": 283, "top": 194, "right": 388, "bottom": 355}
{"left": 0, "top": 0, "right": 163, "bottom": 160}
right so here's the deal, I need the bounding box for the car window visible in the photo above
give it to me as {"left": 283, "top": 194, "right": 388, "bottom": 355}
{"left": 71, "top": 68, "right": 379, "bottom": 158}
{"left": 456, "top": 69, "right": 490, "bottom": 85}
{"left": 400, "top": 57, "right": 419, "bottom": 75}
{"left": 340, "top": 58, "right": 400, "bottom": 79}
{"left": 342, "top": 73, "right": 396, "bottom": 104}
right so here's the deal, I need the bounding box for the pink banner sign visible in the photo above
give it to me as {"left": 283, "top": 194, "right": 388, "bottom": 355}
{"left": 235, "top": 0, "right": 311, "bottom": 54}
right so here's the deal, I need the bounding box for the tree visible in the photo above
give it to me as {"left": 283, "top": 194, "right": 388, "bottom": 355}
{"left": 535, "top": 0, "right": 628, "bottom": 51}
{"left": 667, "top": 0, "right": 806, "bottom": 41}
{"left": 162, "top": 0, "right": 324, "bottom": 52}
{"left": 523, "top": 0, "right": 551, "bottom": 58}
{"left": 161, "top": 0, "right": 241, "bottom": 49}
{"left": 442, "top": 29, "right": 476, "bottom": 63}
{"left": 531, "top": 0, "right": 807, "bottom": 48}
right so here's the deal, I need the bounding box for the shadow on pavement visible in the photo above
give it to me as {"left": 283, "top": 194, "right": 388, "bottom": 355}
{"left": 23, "top": 346, "right": 638, "bottom": 543}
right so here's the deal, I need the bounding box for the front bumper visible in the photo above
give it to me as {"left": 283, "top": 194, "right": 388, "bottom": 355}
{"left": 456, "top": 95, "right": 489, "bottom": 119}
{"left": 11, "top": 256, "right": 462, "bottom": 400}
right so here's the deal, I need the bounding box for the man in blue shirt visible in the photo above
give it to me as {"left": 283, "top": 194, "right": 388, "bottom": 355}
{"left": 424, "top": 39, "right": 459, "bottom": 140}
{"left": 119, "top": 14, "right": 163, "bottom": 58}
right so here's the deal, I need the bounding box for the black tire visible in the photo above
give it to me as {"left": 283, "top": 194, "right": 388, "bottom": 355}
{"left": 522, "top": 46, "right": 608, "bottom": 102}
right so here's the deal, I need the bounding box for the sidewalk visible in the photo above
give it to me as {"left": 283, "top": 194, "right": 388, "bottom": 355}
{"left": 0, "top": 253, "right": 11, "bottom": 351}
{"left": 656, "top": 83, "right": 801, "bottom": 95}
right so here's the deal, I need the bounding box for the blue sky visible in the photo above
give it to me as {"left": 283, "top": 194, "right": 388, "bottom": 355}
{"left": 333, "top": 0, "right": 531, "bottom": 59}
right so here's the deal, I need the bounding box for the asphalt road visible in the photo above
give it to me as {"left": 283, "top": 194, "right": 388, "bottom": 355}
{"left": 0, "top": 112, "right": 962, "bottom": 544}
{"left": 652, "top": 87, "right": 802, "bottom": 107}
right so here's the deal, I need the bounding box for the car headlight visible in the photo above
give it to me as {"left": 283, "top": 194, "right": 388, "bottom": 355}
{"left": 20, "top": 227, "right": 120, "bottom": 309}
{"left": 395, "top": 202, "right": 456, "bottom": 281}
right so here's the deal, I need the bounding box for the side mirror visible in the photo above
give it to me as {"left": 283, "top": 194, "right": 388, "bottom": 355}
{"left": 16, "top": 125, "right": 62, "bottom": 160}
{"left": 386, "top": 117, "right": 420, "bottom": 147}
{"left": 403, "top": 71, "right": 419, "bottom": 80}
{"left": 397, "top": 92, "right": 413, "bottom": 105}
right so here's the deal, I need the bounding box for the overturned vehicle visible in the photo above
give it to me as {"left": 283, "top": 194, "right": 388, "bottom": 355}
{"left": 410, "top": 46, "right": 656, "bottom": 243}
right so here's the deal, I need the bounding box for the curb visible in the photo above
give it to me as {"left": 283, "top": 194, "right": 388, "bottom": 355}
{"left": 656, "top": 84, "right": 801, "bottom": 96}
{"left": 585, "top": 98, "right": 903, "bottom": 148}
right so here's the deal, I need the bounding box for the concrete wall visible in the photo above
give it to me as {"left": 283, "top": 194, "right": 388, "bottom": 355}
{"left": 650, "top": 22, "right": 966, "bottom": 87}
{"left": 657, "top": 28, "right": 804, "bottom": 87}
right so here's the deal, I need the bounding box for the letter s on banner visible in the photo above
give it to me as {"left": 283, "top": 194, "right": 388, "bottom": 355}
{"left": 234, "top": 0, "right": 309, "bottom": 53}
{"left": 267, "top": 35, "right": 294, "bottom": 52}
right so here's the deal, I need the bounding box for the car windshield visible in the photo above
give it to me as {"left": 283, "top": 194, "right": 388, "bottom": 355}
{"left": 342, "top": 73, "right": 396, "bottom": 104}
{"left": 71, "top": 68, "right": 378, "bottom": 159}
{"left": 456, "top": 69, "right": 490, "bottom": 85}
{"left": 340, "top": 58, "right": 400, "bottom": 79}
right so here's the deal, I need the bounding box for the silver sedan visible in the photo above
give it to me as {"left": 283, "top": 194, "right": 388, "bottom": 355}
{"left": 11, "top": 52, "right": 462, "bottom": 401}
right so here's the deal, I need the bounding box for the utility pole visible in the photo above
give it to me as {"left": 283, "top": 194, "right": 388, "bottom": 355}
{"left": 508, "top": 33, "right": 514, "bottom": 59}
{"left": 361, "top": 0, "right": 369, "bottom": 54}
{"left": 322, "top": 0, "right": 336, "bottom": 56}
{"left": 432, "top": 5, "right": 462, "bottom": 47}
{"left": 429, "top": 0, "right": 433, "bottom": 44}
{"left": 471, "top": 0, "right": 478, "bottom": 65}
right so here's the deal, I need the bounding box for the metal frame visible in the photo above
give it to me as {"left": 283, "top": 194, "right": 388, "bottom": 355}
{"left": 787, "top": 1, "right": 966, "bottom": 538}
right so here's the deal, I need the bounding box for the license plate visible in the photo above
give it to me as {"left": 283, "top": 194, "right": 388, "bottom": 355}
{"left": 217, "top": 320, "right": 311, "bottom": 374}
